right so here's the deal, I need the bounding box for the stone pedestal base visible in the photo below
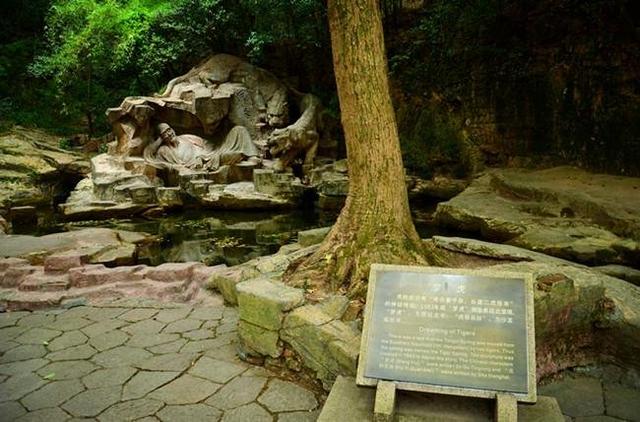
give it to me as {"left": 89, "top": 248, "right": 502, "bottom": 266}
{"left": 318, "top": 377, "right": 564, "bottom": 422}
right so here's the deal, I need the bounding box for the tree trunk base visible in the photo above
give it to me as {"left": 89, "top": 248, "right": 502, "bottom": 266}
{"left": 285, "top": 224, "right": 446, "bottom": 299}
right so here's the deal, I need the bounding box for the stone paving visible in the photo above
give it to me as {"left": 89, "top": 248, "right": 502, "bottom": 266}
{"left": 3, "top": 297, "right": 640, "bottom": 422}
{"left": 0, "top": 299, "right": 322, "bottom": 421}
{"left": 540, "top": 371, "right": 640, "bottom": 422}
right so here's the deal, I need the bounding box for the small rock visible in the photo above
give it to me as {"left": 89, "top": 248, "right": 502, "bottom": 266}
{"left": 298, "top": 226, "right": 331, "bottom": 247}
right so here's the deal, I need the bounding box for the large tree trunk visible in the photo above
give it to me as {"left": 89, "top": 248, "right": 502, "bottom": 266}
{"left": 285, "top": 0, "right": 442, "bottom": 298}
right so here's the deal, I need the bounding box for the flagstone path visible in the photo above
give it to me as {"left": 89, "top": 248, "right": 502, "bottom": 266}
{"left": 0, "top": 298, "right": 322, "bottom": 421}
{"left": 2, "top": 297, "right": 639, "bottom": 421}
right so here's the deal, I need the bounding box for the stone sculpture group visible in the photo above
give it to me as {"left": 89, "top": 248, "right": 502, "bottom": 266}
{"left": 106, "top": 54, "right": 323, "bottom": 175}
{"left": 60, "top": 54, "right": 348, "bottom": 218}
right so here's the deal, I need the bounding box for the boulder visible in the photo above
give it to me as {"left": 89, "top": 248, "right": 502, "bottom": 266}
{"left": 0, "top": 127, "right": 89, "bottom": 210}
{"left": 425, "top": 236, "right": 640, "bottom": 378}
{"left": 592, "top": 265, "right": 640, "bottom": 286}
{"left": 199, "top": 182, "right": 297, "bottom": 209}
{"left": 0, "top": 227, "right": 156, "bottom": 266}
{"left": 281, "top": 304, "right": 361, "bottom": 388}
{"left": 435, "top": 167, "right": 640, "bottom": 267}
{"left": 407, "top": 175, "right": 469, "bottom": 200}
{"left": 298, "top": 226, "right": 331, "bottom": 247}
{"left": 59, "top": 177, "right": 155, "bottom": 220}
{"left": 236, "top": 278, "right": 305, "bottom": 330}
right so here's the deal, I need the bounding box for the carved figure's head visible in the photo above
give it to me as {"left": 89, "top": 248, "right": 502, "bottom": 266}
{"left": 267, "top": 127, "right": 293, "bottom": 156}
{"left": 266, "top": 91, "right": 288, "bottom": 128}
{"left": 157, "top": 123, "right": 177, "bottom": 147}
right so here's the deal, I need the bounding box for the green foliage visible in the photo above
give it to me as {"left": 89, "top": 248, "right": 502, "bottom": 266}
{"left": 10, "top": 0, "right": 328, "bottom": 136}
{"left": 58, "top": 138, "right": 72, "bottom": 150}
{"left": 398, "top": 102, "right": 469, "bottom": 178}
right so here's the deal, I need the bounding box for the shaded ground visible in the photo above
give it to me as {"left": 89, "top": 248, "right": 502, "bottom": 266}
{"left": 0, "top": 300, "right": 322, "bottom": 421}
{"left": 540, "top": 369, "right": 640, "bottom": 422}
{"left": 1, "top": 296, "right": 640, "bottom": 421}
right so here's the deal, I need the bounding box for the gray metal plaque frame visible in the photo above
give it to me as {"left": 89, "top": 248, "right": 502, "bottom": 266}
{"left": 356, "top": 264, "right": 536, "bottom": 403}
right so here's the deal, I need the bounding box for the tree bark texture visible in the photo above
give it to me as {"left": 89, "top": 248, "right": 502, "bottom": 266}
{"left": 286, "top": 0, "right": 440, "bottom": 298}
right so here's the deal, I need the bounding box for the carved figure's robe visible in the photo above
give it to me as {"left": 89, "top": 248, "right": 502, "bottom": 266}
{"left": 148, "top": 126, "right": 258, "bottom": 170}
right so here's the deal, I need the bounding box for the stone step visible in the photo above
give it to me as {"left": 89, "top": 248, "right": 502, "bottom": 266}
{"left": 19, "top": 272, "right": 70, "bottom": 292}
{"left": 318, "top": 376, "right": 564, "bottom": 422}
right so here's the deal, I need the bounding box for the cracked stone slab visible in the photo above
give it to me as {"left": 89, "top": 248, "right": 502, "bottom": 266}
{"left": 0, "top": 373, "right": 47, "bottom": 401}
{"left": 203, "top": 344, "right": 243, "bottom": 364}
{"left": 62, "top": 385, "right": 121, "bottom": 417}
{"left": 36, "top": 360, "right": 97, "bottom": 380}
{"left": 0, "top": 325, "right": 29, "bottom": 340}
{"left": 47, "top": 330, "right": 88, "bottom": 352}
{"left": 0, "top": 344, "right": 47, "bottom": 362}
{"left": 221, "top": 403, "right": 272, "bottom": 422}
{"left": 0, "top": 401, "right": 27, "bottom": 420}
{"left": 136, "top": 353, "right": 198, "bottom": 372}
{"left": 21, "top": 379, "right": 84, "bottom": 411}
{"left": 57, "top": 306, "right": 91, "bottom": 320}
{"left": 180, "top": 332, "right": 236, "bottom": 354}
{"left": 91, "top": 346, "right": 152, "bottom": 367}
{"left": 163, "top": 318, "right": 202, "bottom": 334}
{"left": 154, "top": 308, "right": 191, "bottom": 323}
{"left": 157, "top": 404, "right": 222, "bottom": 421}
{"left": 14, "top": 328, "right": 62, "bottom": 345}
{"left": 99, "top": 398, "right": 164, "bottom": 422}
{"left": 17, "top": 313, "right": 56, "bottom": 327}
{"left": 278, "top": 410, "right": 320, "bottom": 421}
{"left": 190, "top": 307, "right": 224, "bottom": 321}
{"left": 127, "top": 333, "right": 180, "bottom": 349}
{"left": 121, "top": 319, "right": 166, "bottom": 336}
{"left": 118, "top": 308, "right": 159, "bottom": 322}
{"left": 258, "top": 379, "right": 318, "bottom": 412}
{"left": 82, "top": 366, "right": 137, "bottom": 389}
{"left": 216, "top": 321, "right": 237, "bottom": 335}
{"left": 81, "top": 320, "right": 126, "bottom": 337}
{"left": 183, "top": 328, "right": 215, "bottom": 341}
{"left": 603, "top": 384, "right": 640, "bottom": 422}
{"left": 0, "top": 339, "right": 19, "bottom": 353}
{"left": 84, "top": 307, "right": 128, "bottom": 321}
{"left": 0, "top": 315, "right": 24, "bottom": 329}
{"left": 203, "top": 319, "right": 220, "bottom": 329}
{"left": 540, "top": 376, "right": 604, "bottom": 417}
{"left": 88, "top": 330, "right": 129, "bottom": 352}
{"left": 188, "top": 356, "right": 247, "bottom": 384}
{"left": 123, "top": 371, "right": 180, "bottom": 400}
{"left": 146, "top": 338, "right": 187, "bottom": 354}
{"left": 14, "top": 406, "right": 70, "bottom": 421}
{"left": 0, "top": 358, "right": 49, "bottom": 376}
{"left": 47, "top": 344, "right": 97, "bottom": 361}
{"left": 47, "top": 317, "right": 93, "bottom": 332}
{"left": 206, "top": 376, "right": 266, "bottom": 410}
{"left": 149, "top": 374, "right": 221, "bottom": 404}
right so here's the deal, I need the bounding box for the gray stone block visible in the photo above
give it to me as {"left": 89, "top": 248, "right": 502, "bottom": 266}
{"left": 238, "top": 320, "right": 281, "bottom": 358}
{"left": 298, "top": 226, "right": 331, "bottom": 247}
{"left": 236, "top": 278, "right": 304, "bottom": 330}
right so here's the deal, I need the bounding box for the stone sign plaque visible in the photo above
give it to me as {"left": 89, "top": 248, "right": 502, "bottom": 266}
{"left": 357, "top": 265, "right": 536, "bottom": 403}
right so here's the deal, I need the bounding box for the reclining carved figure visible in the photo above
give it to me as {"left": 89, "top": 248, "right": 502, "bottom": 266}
{"left": 106, "top": 54, "right": 326, "bottom": 176}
